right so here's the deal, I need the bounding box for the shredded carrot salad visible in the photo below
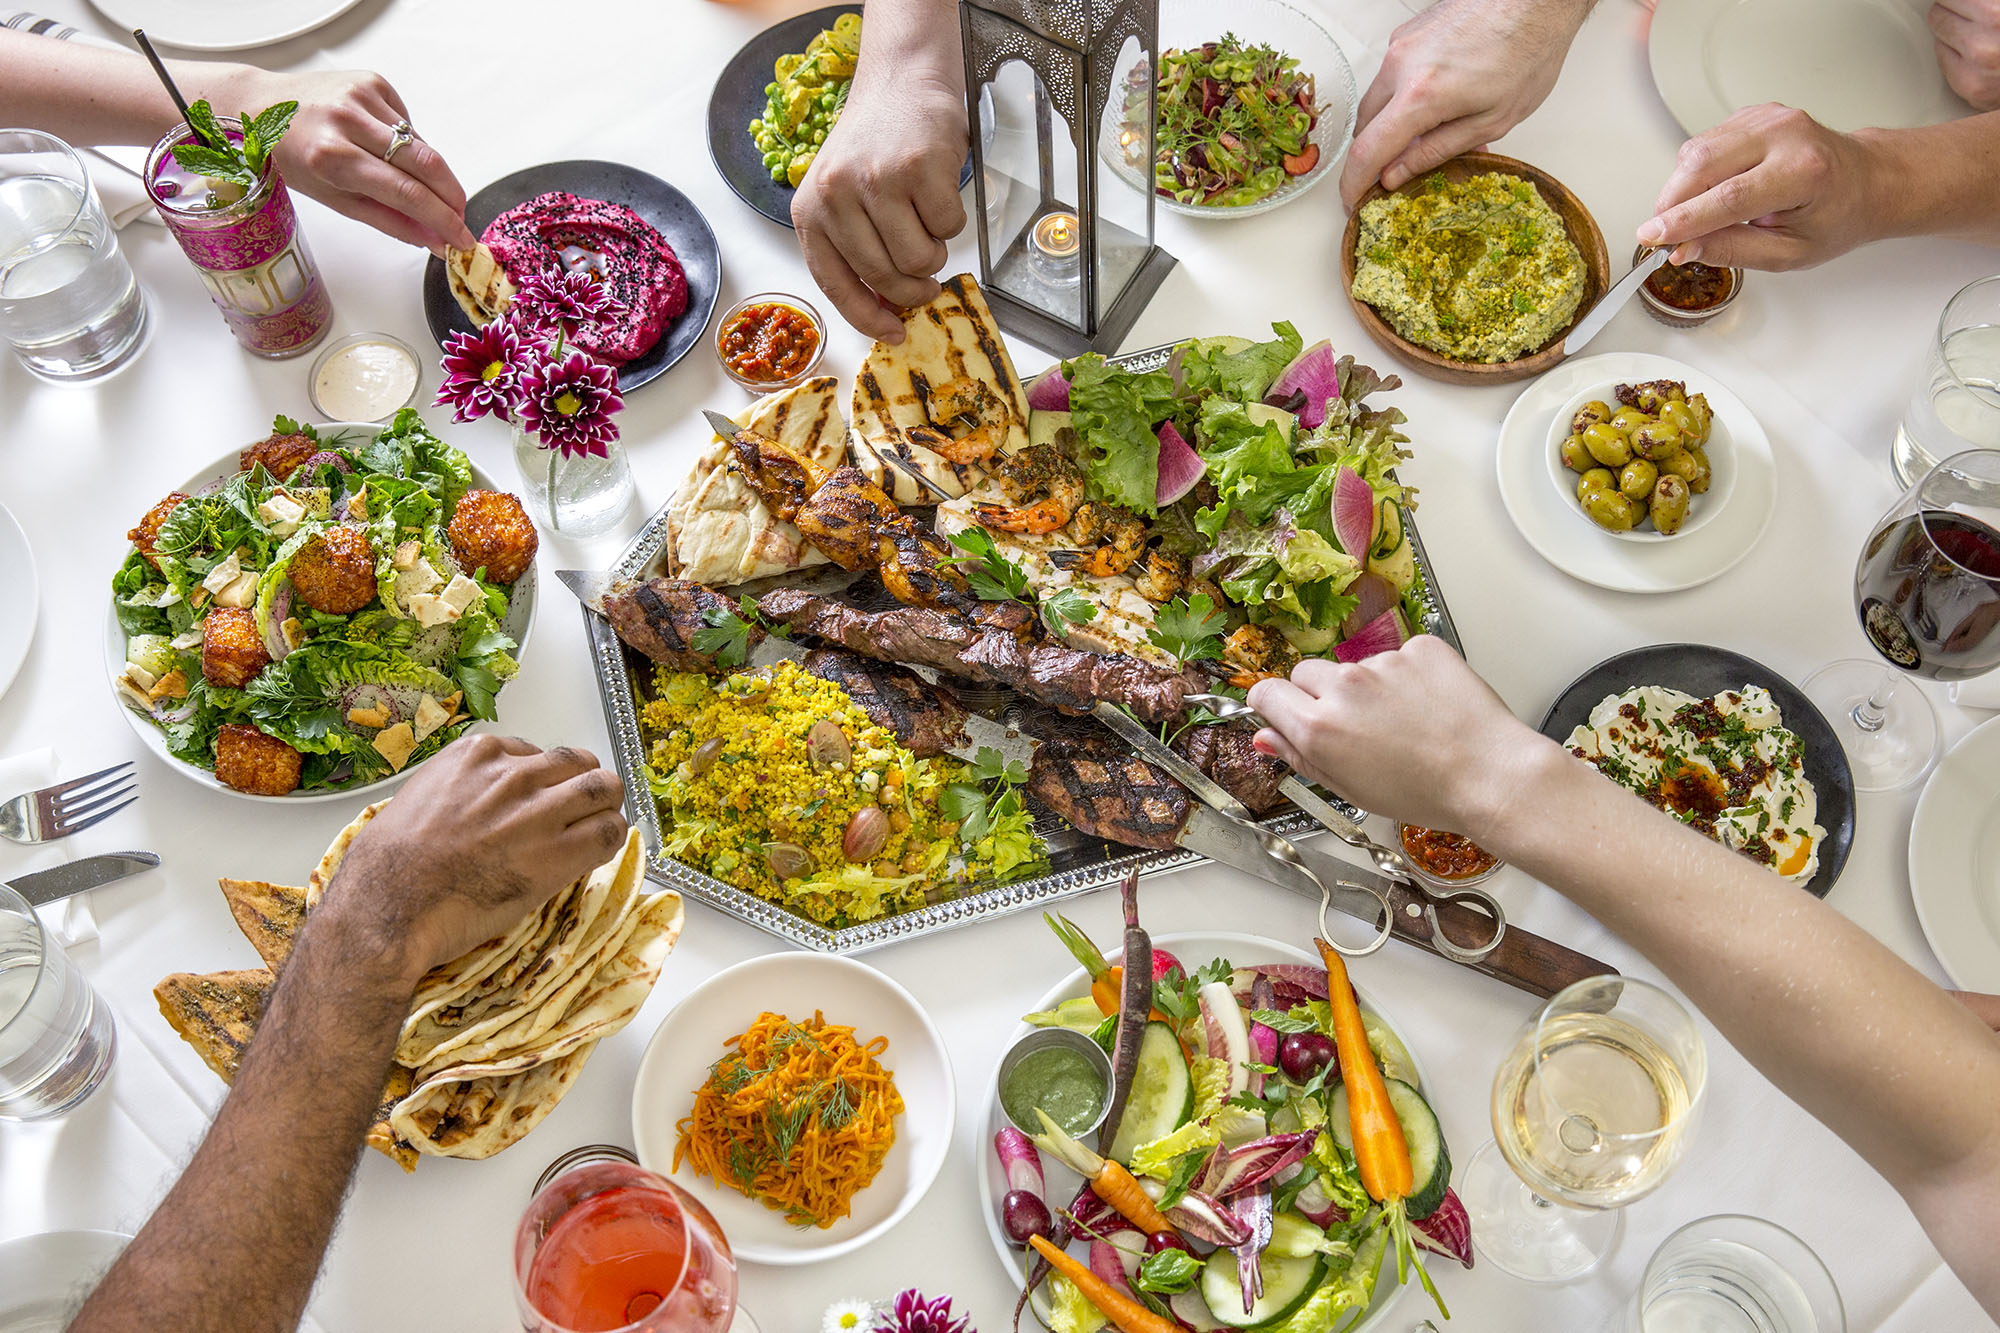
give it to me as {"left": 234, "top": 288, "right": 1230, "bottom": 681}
{"left": 674, "top": 1010, "right": 903, "bottom": 1228}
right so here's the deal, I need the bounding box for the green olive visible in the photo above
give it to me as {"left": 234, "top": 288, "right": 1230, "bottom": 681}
{"left": 1658, "top": 399, "right": 1700, "bottom": 439}
{"left": 1619, "top": 459, "right": 1659, "bottom": 502}
{"left": 1661, "top": 445, "right": 1712, "bottom": 494}
{"left": 1583, "top": 422, "right": 1633, "bottom": 467}
{"left": 1582, "top": 487, "right": 1641, "bottom": 532}
{"left": 1684, "top": 393, "right": 1715, "bottom": 444}
{"left": 1610, "top": 407, "right": 1650, "bottom": 434}
{"left": 1631, "top": 420, "right": 1685, "bottom": 461}
{"left": 1571, "top": 400, "right": 1614, "bottom": 436}
{"left": 1650, "top": 473, "right": 1692, "bottom": 535}
{"left": 1577, "top": 466, "right": 1615, "bottom": 502}
{"left": 1560, "top": 432, "right": 1594, "bottom": 473}
{"left": 1626, "top": 382, "right": 1672, "bottom": 414}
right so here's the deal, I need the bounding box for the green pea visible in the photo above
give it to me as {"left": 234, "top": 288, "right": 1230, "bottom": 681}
{"left": 771, "top": 166, "right": 787, "bottom": 182}
{"left": 765, "top": 82, "right": 780, "bottom": 96}
{"left": 812, "top": 128, "right": 825, "bottom": 144}
{"left": 821, "top": 89, "right": 838, "bottom": 108}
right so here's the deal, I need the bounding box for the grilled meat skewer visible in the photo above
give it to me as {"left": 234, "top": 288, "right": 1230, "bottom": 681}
{"left": 802, "top": 648, "right": 969, "bottom": 759}
{"left": 603, "top": 579, "right": 763, "bottom": 674}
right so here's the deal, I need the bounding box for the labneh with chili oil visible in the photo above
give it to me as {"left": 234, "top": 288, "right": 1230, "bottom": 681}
{"left": 1562, "top": 684, "right": 1826, "bottom": 882}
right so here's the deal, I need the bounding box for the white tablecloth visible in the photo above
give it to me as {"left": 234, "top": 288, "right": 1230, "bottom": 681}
{"left": 2, "top": 0, "right": 1995, "bottom": 1328}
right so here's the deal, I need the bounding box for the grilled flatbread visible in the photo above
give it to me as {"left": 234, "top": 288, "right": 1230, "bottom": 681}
{"left": 445, "top": 242, "right": 515, "bottom": 326}
{"left": 851, "top": 274, "right": 1030, "bottom": 503}
{"left": 391, "top": 1041, "right": 595, "bottom": 1160}
{"left": 217, "top": 879, "right": 306, "bottom": 972}
{"left": 665, "top": 376, "right": 847, "bottom": 586}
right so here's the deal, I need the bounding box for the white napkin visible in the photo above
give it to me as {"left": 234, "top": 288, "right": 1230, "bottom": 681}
{"left": 1947, "top": 670, "right": 2000, "bottom": 712}
{"left": 0, "top": 749, "right": 100, "bottom": 947}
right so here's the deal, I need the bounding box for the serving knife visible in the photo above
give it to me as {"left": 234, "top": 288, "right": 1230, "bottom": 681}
{"left": 1557, "top": 246, "right": 1670, "bottom": 359}
{"left": 6, "top": 852, "right": 160, "bottom": 908}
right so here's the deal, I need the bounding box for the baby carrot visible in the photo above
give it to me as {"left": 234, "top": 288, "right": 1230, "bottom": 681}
{"left": 1316, "top": 937, "right": 1412, "bottom": 1203}
{"left": 1028, "top": 1235, "right": 1181, "bottom": 1333}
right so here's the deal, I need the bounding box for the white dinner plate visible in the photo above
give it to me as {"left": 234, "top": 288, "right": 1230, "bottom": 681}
{"left": 82, "top": 0, "right": 366, "bottom": 51}
{"left": 629, "top": 951, "right": 955, "bottom": 1266}
{"left": 1496, "top": 352, "right": 1776, "bottom": 594}
{"left": 1648, "top": 0, "right": 1973, "bottom": 136}
{"left": 0, "top": 498, "right": 37, "bottom": 703}
{"left": 102, "top": 422, "right": 537, "bottom": 803}
{"left": 977, "top": 931, "right": 1432, "bottom": 1333}
{"left": 0, "top": 1230, "right": 130, "bottom": 1332}
{"left": 1908, "top": 715, "right": 2000, "bottom": 990}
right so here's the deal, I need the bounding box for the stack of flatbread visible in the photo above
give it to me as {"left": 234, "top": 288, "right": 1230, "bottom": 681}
{"left": 664, "top": 375, "right": 849, "bottom": 586}
{"left": 154, "top": 806, "right": 683, "bottom": 1171}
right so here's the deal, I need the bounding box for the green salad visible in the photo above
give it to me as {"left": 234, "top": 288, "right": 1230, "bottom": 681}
{"left": 111, "top": 411, "right": 527, "bottom": 795}
{"left": 1124, "top": 34, "right": 1323, "bottom": 208}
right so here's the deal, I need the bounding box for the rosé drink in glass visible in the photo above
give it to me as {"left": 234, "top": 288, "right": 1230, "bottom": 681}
{"left": 144, "top": 117, "right": 332, "bottom": 358}
{"left": 515, "top": 1160, "right": 736, "bottom": 1333}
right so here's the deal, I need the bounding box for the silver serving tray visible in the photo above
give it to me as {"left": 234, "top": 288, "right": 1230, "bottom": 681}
{"left": 581, "top": 342, "right": 1464, "bottom": 953}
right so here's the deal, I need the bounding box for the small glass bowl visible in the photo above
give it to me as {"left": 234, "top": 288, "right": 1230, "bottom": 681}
{"left": 1396, "top": 822, "right": 1503, "bottom": 891}
{"left": 1632, "top": 243, "right": 1743, "bottom": 330}
{"left": 307, "top": 330, "right": 423, "bottom": 422}
{"left": 713, "top": 291, "right": 826, "bottom": 393}
{"left": 996, "top": 1026, "right": 1113, "bottom": 1139}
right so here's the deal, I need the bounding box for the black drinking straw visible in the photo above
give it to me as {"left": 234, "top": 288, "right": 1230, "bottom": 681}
{"left": 130, "top": 29, "right": 195, "bottom": 133}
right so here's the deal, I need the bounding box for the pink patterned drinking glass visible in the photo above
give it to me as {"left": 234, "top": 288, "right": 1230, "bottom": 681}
{"left": 144, "top": 117, "right": 332, "bottom": 358}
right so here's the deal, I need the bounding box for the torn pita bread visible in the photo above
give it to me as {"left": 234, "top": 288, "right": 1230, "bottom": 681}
{"left": 851, "top": 274, "right": 1030, "bottom": 504}
{"left": 307, "top": 800, "right": 384, "bottom": 908}
{"left": 445, "top": 242, "right": 515, "bottom": 326}
{"left": 217, "top": 879, "right": 307, "bottom": 972}
{"left": 391, "top": 1041, "right": 595, "bottom": 1160}
{"left": 665, "top": 376, "right": 848, "bottom": 586}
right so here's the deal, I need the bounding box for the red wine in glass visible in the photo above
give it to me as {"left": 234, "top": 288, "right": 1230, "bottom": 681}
{"left": 1854, "top": 509, "right": 2000, "bottom": 682}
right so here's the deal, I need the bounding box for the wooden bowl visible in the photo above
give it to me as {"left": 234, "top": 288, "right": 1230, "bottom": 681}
{"left": 1340, "top": 151, "right": 1611, "bottom": 386}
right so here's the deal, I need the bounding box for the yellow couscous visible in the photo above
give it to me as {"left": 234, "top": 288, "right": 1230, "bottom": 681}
{"left": 640, "top": 659, "right": 1037, "bottom": 924}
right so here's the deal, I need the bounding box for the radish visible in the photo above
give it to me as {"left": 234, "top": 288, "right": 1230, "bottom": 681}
{"left": 1155, "top": 420, "right": 1204, "bottom": 506}
{"left": 1268, "top": 339, "right": 1342, "bottom": 428}
{"left": 994, "top": 1128, "right": 1052, "bottom": 1246}
{"left": 1331, "top": 466, "right": 1375, "bottom": 558}
{"left": 1200, "top": 981, "right": 1252, "bottom": 1098}
{"left": 1026, "top": 366, "right": 1071, "bottom": 412}
{"left": 1333, "top": 610, "right": 1406, "bottom": 663}
{"left": 1339, "top": 573, "right": 1397, "bottom": 639}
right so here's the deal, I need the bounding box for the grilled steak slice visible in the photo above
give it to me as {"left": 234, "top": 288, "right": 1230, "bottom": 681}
{"left": 757, "top": 588, "right": 1193, "bottom": 723}
{"left": 1176, "top": 725, "right": 1288, "bottom": 815}
{"left": 604, "top": 578, "right": 762, "bottom": 673}
{"left": 803, "top": 648, "right": 968, "bottom": 758}
{"left": 1027, "top": 737, "right": 1191, "bottom": 850}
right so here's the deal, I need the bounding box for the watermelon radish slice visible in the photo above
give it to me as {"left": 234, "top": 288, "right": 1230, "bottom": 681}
{"left": 1026, "top": 366, "right": 1071, "bottom": 412}
{"left": 1332, "top": 466, "right": 1375, "bottom": 558}
{"left": 1156, "top": 420, "right": 1204, "bottom": 506}
{"left": 1269, "top": 339, "right": 1341, "bottom": 428}
{"left": 1334, "top": 610, "right": 1406, "bottom": 663}
{"left": 1340, "top": 573, "right": 1397, "bottom": 638}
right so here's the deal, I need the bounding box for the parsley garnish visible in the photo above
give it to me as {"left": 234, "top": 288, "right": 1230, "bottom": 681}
{"left": 1147, "top": 592, "right": 1228, "bottom": 668}
{"left": 944, "top": 528, "right": 1031, "bottom": 602}
{"left": 1040, "top": 585, "right": 1100, "bottom": 635}
{"left": 941, "top": 745, "right": 1030, "bottom": 844}
{"left": 691, "top": 597, "right": 773, "bottom": 669}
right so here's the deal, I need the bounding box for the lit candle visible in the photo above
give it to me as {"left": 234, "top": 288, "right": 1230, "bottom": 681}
{"left": 1032, "top": 211, "right": 1080, "bottom": 261}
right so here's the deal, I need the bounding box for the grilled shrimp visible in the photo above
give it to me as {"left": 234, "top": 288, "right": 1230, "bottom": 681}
{"left": 1129, "top": 548, "right": 1190, "bottom": 603}
{"left": 1051, "top": 501, "right": 1147, "bottom": 577}
{"left": 1223, "top": 623, "right": 1301, "bottom": 687}
{"left": 922, "top": 375, "right": 1014, "bottom": 464}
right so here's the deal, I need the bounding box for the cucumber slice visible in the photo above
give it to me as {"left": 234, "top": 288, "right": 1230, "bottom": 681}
{"left": 1106, "top": 1022, "right": 1193, "bottom": 1165}
{"left": 1198, "top": 1247, "right": 1325, "bottom": 1329}
{"left": 1359, "top": 1009, "right": 1420, "bottom": 1088}
{"left": 1328, "top": 1077, "right": 1452, "bottom": 1219}
{"left": 1266, "top": 1210, "right": 1327, "bottom": 1259}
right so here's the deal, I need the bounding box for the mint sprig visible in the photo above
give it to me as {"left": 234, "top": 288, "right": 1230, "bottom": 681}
{"left": 171, "top": 97, "right": 301, "bottom": 188}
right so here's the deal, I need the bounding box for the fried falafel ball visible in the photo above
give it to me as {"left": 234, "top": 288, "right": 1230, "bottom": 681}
{"left": 448, "top": 489, "right": 538, "bottom": 585}
{"left": 201, "top": 607, "right": 272, "bottom": 689}
{"left": 214, "top": 723, "right": 303, "bottom": 796}
{"left": 128, "top": 491, "right": 191, "bottom": 568}
{"left": 289, "top": 526, "right": 378, "bottom": 615}
{"left": 239, "top": 431, "right": 320, "bottom": 482}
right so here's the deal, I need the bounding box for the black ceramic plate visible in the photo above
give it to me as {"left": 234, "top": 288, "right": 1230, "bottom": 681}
{"left": 1537, "top": 644, "right": 1856, "bottom": 900}
{"left": 706, "top": 4, "right": 971, "bottom": 228}
{"left": 421, "top": 160, "right": 720, "bottom": 394}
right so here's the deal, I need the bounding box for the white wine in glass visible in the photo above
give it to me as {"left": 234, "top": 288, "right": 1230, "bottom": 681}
{"left": 1462, "top": 976, "right": 1708, "bottom": 1282}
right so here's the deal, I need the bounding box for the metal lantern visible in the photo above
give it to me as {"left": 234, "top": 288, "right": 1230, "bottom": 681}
{"left": 960, "top": 0, "right": 1176, "bottom": 357}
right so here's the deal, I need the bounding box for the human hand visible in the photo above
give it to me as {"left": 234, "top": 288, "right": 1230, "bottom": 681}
{"left": 314, "top": 735, "right": 627, "bottom": 988}
{"left": 1246, "top": 635, "right": 1554, "bottom": 836}
{"left": 1932, "top": 0, "right": 2000, "bottom": 110}
{"left": 1636, "top": 104, "right": 1886, "bottom": 270}
{"left": 1339, "top": 0, "right": 1590, "bottom": 208}
{"left": 792, "top": 74, "right": 966, "bottom": 343}
{"left": 215, "top": 66, "right": 475, "bottom": 253}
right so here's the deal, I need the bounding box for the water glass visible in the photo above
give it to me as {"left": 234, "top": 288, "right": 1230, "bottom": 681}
{"left": 1892, "top": 274, "right": 2000, "bottom": 487}
{"left": 0, "top": 882, "right": 116, "bottom": 1120}
{"left": 0, "top": 128, "right": 149, "bottom": 381}
{"left": 1620, "top": 1215, "right": 1845, "bottom": 1333}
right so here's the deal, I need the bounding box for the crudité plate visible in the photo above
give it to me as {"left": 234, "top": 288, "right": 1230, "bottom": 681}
{"left": 0, "top": 498, "right": 37, "bottom": 704}
{"left": 580, "top": 337, "right": 1466, "bottom": 954}
{"left": 1497, "top": 352, "right": 1775, "bottom": 593}
{"left": 1539, "top": 644, "right": 1856, "bottom": 899}
{"left": 1908, "top": 714, "right": 2000, "bottom": 990}
{"left": 629, "top": 950, "right": 954, "bottom": 1266}
{"left": 977, "top": 930, "right": 1431, "bottom": 1332}
{"left": 421, "top": 160, "right": 720, "bottom": 394}
{"left": 103, "top": 421, "right": 537, "bottom": 803}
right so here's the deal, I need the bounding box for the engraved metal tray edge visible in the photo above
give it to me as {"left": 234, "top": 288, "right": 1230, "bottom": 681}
{"left": 583, "top": 339, "right": 1461, "bottom": 954}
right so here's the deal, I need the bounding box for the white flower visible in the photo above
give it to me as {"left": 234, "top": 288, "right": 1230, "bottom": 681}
{"left": 822, "top": 1301, "right": 877, "bottom": 1333}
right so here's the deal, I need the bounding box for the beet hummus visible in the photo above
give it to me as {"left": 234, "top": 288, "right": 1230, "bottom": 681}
{"left": 481, "top": 191, "right": 688, "bottom": 364}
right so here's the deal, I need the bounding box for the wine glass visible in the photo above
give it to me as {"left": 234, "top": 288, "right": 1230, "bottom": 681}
{"left": 1459, "top": 975, "right": 1708, "bottom": 1282}
{"left": 515, "top": 1153, "right": 738, "bottom": 1333}
{"left": 1805, "top": 449, "right": 2000, "bottom": 791}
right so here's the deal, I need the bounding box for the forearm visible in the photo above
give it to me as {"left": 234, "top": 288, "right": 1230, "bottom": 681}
{"left": 1856, "top": 112, "right": 2000, "bottom": 248}
{"left": 74, "top": 912, "right": 417, "bottom": 1332}
{"left": 0, "top": 31, "right": 269, "bottom": 148}
{"left": 855, "top": 0, "right": 963, "bottom": 100}
{"left": 1475, "top": 738, "right": 2000, "bottom": 1196}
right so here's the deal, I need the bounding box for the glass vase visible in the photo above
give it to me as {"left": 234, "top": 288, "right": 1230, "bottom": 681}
{"left": 511, "top": 421, "right": 634, "bottom": 538}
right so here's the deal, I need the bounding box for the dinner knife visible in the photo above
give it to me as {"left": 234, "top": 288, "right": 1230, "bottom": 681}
{"left": 1557, "top": 246, "right": 1670, "bottom": 359}
{"left": 6, "top": 852, "right": 160, "bottom": 908}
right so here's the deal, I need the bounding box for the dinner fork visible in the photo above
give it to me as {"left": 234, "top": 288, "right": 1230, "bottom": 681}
{"left": 0, "top": 762, "right": 137, "bottom": 843}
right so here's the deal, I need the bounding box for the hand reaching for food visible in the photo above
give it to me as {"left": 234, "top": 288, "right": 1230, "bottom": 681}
{"left": 316, "top": 735, "right": 627, "bottom": 986}
{"left": 1338, "top": 0, "right": 1593, "bottom": 208}
{"left": 1931, "top": 0, "right": 2000, "bottom": 110}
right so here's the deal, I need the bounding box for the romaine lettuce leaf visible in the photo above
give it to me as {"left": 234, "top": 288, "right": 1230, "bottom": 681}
{"left": 1065, "top": 353, "right": 1180, "bottom": 516}
{"left": 357, "top": 409, "right": 473, "bottom": 508}
{"left": 1046, "top": 1273, "right": 1108, "bottom": 1333}
{"left": 455, "top": 610, "right": 519, "bottom": 721}
{"left": 1180, "top": 321, "right": 1303, "bottom": 402}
